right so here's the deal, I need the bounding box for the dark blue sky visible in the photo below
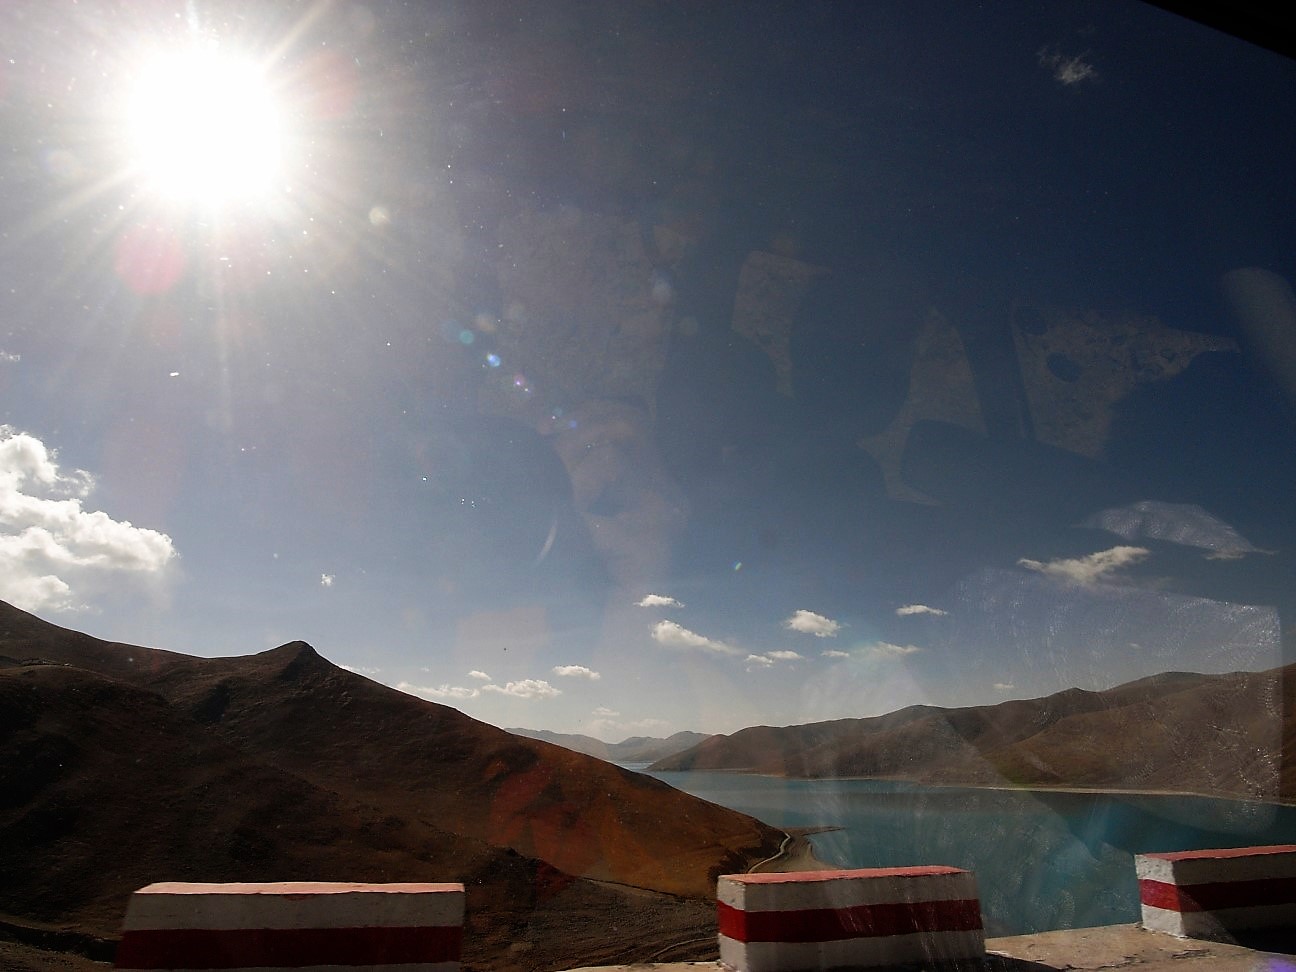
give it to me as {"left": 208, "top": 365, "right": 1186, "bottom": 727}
{"left": 0, "top": 1, "right": 1292, "bottom": 737}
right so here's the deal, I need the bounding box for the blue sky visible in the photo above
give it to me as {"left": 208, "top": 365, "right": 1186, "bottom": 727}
{"left": 0, "top": 1, "right": 1292, "bottom": 739}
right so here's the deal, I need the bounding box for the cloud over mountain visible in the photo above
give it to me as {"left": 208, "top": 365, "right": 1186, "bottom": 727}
{"left": 397, "top": 681, "right": 480, "bottom": 700}
{"left": 483, "top": 678, "right": 562, "bottom": 699}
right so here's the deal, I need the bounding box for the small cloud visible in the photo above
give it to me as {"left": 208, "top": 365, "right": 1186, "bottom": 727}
{"left": 320, "top": 573, "right": 335, "bottom": 587}
{"left": 553, "top": 664, "right": 601, "bottom": 680}
{"left": 745, "top": 649, "right": 803, "bottom": 669}
{"left": 467, "top": 669, "right": 492, "bottom": 681}
{"left": 651, "top": 619, "right": 741, "bottom": 656}
{"left": 0, "top": 351, "right": 20, "bottom": 363}
{"left": 636, "top": 593, "right": 683, "bottom": 608}
{"left": 483, "top": 678, "right": 562, "bottom": 700}
{"left": 784, "top": 609, "right": 841, "bottom": 638}
{"left": 1018, "top": 545, "right": 1149, "bottom": 586}
{"left": 592, "top": 706, "right": 620, "bottom": 718}
{"left": 397, "top": 681, "right": 481, "bottom": 700}
{"left": 869, "top": 641, "right": 923, "bottom": 658}
{"left": 896, "top": 604, "right": 947, "bottom": 617}
{"left": 339, "top": 664, "right": 380, "bottom": 676}
{"left": 822, "top": 649, "right": 850, "bottom": 659}
{"left": 1037, "top": 47, "right": 1097, "bottom": 85}
{"left": 994, "top": 682, "right": 1016, "bottom": 692}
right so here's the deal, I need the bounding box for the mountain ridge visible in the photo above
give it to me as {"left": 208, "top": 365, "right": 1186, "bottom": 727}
{"left": 505, "top": 728, "right": 712, "bottom": 763}
{"left": 650, "top": 665, "right": 1294, "bottom": 802}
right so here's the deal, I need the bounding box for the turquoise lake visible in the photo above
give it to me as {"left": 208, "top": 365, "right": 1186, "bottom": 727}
{"left": 637, "top": 769, "right": 1296, "bottom": 937}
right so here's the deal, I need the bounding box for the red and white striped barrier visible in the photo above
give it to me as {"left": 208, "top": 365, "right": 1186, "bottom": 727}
{"left": 1136, "top": 845, "right": 1296, "bottom": 940}
{"left": 113, "top": 881, "right": 464, "bottom": 971}
{"left": 717, "top": 867, "right": 984, "bottom": 971}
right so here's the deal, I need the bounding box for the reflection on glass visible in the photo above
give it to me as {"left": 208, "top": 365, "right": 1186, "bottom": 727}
{"left": 1, "top": 2, "right": 1293, "bottom": 968}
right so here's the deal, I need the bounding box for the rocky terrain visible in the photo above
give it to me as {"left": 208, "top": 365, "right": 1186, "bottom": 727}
{"left": 652, "top": 666, "right": 1295, "bottom": 803}
{"left": 0, "top": 601, "right": 784, "bottom": 972}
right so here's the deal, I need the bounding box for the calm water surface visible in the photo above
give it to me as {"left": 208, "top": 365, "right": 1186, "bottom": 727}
{"left": 636, "top": 768, "right": 1296, "bottom": 936}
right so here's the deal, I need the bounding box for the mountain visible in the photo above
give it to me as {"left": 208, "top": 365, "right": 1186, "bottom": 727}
{"left": 651, "top": 667, "right": 1295, "bottom": 802}
{"left": 507, "top": 728, "right": 712, "bottom": 763}
{"left": 0, "top": 602, "right": 784, "bottom": 972}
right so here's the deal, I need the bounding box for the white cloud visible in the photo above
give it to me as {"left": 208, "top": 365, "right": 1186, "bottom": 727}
{"left": 320, "top": 573, "right": 335, "bottom": 587}
{"left": 636, "top": 593, "right": 683, "bottom": 608}
{"left": 483, "top": 678, "right": 562, "bottom": 699}
{"left": 1037, "top": 47, "right": 1097, "bottom": 85}
{"left": 592, "top": 706, "right": 620, "bottom": 718}
{"left": 994, "top": 682, "right": 1016, "bottom": 692}
{"left": 896, "top": 604, "right": 947, "bottom": 617}
{"left": 869, "top": 642, "right": 923, "bottom": 658}
{"left": 339, "top": 664, "right": 380, "bottom": 675}
{"left": 745, "top": 649, "right": 802, "bottom": 669}
{"left": 467, "top": 669, "right": 492, "bottom": 681}
{"left": 651, "top": 619, "right": 740, "bottom": 656}
{"left": 0, "top": 351, "right": 20, "bottom": 363}
{"left": 822, "top": 649, "right": 850, "bottom": 659}
{"left": 1018, "top": 545, "right": 1149, "bottom": 586}
{"left": 553, "top": 664, "right": 601, "bottom": 680}
{"left": 397, "top": 681, "right": 481, "bottom": 700}
{"left": 0, "top": 427, "right": 177, "bottom": 612}
{"left": 783, "top": 609, "right": 841, "bottom": 638}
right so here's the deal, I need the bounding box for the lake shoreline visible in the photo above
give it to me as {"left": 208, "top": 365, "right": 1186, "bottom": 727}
{"left": 648, "top": 767, "right": 1296, "bottom": 808}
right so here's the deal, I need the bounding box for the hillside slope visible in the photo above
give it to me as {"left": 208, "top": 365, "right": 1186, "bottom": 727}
{"left": 652, "top": 667, "right": 1294, "bottom": 802}
{"left": 0, "top": 602, "right": 784, "bottom": 971}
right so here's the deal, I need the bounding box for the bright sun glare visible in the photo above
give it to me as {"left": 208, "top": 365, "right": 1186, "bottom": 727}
{"left": 126, "top": 47, "right": 285, "bottom": 207}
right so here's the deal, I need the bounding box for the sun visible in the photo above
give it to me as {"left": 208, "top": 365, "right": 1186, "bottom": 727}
{"left": 124, "top": 45, "right": 287, "bottom": 208}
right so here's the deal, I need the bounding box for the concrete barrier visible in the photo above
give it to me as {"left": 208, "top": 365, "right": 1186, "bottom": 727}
{"left": 717, "top": 867, "right": 984, "bottom": 971}
{"left": 1136, "top": 845, "right": 1296, "bottom": 940}
{"left": 113, "top": 881, "right": 464, "bottom": 971}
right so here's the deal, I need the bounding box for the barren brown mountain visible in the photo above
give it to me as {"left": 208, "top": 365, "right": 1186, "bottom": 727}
{"left": 0, "top": 601, "right": 784, "bottom": 972}
{"left": 652, "top": 666, "right": 1296, "bottom": 803}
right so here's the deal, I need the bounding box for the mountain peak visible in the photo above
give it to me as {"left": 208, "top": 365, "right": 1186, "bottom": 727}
{"left": 257, "top": 640, "right": 329, "bottom": 681}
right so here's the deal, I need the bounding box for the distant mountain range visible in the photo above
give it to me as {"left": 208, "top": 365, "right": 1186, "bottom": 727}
{"left": 507, "top": 728, "right": 712, "bottom": 763}
{"left": 0, "top": 601, "right": 783, "bottom": 972}
{"left": 651, "top": 667, "right": 1295, "bottom": 803}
